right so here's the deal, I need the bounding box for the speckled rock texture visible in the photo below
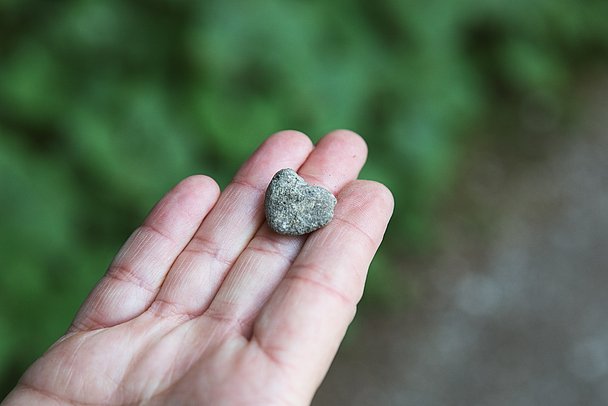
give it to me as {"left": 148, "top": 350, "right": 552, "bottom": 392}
{"left": 265, "top": 168, "right": 337, "bottom": 236}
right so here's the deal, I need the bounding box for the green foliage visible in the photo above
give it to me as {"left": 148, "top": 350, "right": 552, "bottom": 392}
{"left": 1, "top": 0, "right": 607, "bottom": 397}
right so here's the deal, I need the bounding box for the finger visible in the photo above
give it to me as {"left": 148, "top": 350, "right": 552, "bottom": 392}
{"left": 250, "top": 181, "right": 393, "bottom": 397}
{"left": 150, "top": 131, "right": 314, "bottom": 319}
{"left": 70, "top": 175, "right": 220, "bottom": 332}
{"left": 203, "top": 130, "right": 368, "bottom": 335}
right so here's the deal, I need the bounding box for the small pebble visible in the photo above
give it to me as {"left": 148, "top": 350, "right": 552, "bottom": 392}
{"left": 264, "top": 168, "right": 337, "bottom": 236}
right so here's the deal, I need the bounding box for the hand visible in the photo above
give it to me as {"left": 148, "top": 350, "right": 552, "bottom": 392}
{"left": 3, "top": 130, "right": 393, "bottom": 406}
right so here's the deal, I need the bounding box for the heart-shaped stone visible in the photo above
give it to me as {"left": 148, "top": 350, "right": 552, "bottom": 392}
{"left": 265, "top": 168, "right": 337, "bottom": 236}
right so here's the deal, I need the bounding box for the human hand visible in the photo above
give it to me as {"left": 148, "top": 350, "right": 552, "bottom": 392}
{"left": 3, "top": 130, "right": 393, "bottom": 405}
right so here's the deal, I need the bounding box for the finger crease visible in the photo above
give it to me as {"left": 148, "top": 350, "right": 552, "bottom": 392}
{"left": 284, "top": 271, "right": 352, "bottom": 306}
{"left": 148, "top": 299, "right": 200, "bottom": 321}
{"left": 72, "top": 313, "right": 108, "bottom": 332}
{"left": 332, "top": 216, "right": 378, "bottom": 249}
{"left": 250, "top": 336, "right": 292, "bottom": 372}
{"left": 203, "top": 310, "right": 252, "bottom": 336}
{"left": 184, "top": 235, "right": 233, "bottom": 268}
{"left": 106, "top": 264, "right": 157, "bottom": 296}
{"left": 139, "top": 223, "right": 175, "bottom": 246}
{"left": 231, "top": 178, "right": 266, "bottom": 195}
{"left": 247, "top": 245, "right": 294, "bottom": 265}
{"left": 19, "top": 382, "right": 76, "bottom": 405}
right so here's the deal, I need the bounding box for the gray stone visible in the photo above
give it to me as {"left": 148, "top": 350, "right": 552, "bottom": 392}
{"left": 264, "top": 168, "right": 337, "bottom": 236}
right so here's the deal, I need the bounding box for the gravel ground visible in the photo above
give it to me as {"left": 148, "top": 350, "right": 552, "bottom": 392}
{"left": 313, "top": 81, "right": 608, "bottom": 406}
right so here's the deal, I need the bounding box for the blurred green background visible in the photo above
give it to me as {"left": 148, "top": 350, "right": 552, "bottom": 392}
{"left": 1, "top": 0, "right": 607, "bottom": 398}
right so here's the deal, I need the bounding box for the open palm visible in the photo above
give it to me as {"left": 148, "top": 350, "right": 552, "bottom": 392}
{"left": 3, "top": 130, "right": 393, "bottom": 406}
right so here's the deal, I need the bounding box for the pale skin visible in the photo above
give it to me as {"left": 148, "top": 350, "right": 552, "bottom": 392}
{"left": 2, "top": 130, "right": 394, "bottom": 406}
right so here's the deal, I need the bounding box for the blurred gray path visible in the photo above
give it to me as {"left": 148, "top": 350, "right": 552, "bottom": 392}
{"left": 313, "top": 82, "right": 608, "bottom": 406}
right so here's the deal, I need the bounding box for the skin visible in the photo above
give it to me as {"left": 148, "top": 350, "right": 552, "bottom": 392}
{"left": 2, "top": 130, "right": 394, "bottom": 406}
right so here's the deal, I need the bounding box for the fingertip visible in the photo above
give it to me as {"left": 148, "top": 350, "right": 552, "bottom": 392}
{"left": 265, "top": 129, "right": 314, "bottom": 152}
{"left": 235, "top": 130, "right": 315, "bottom": 187}
{"left": 324, "top": 128, "right": 365, "bottom": 142}
{"left": 319, "top": 129, "right": 368, "bottom": 162}
{"left": 338, "top": 180, "right": 395, "bottom": 218}
{"left": 177, "top": 174, "right": 221, "bottom": 198}
{"left": 156, "top": 175, "right": 221, "bottom": 225}
{"left": 295, "top": 130, "right": 368, "bottom": 193}
{"left": 364, "top": 181, "right": 395, "bottom": 215}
